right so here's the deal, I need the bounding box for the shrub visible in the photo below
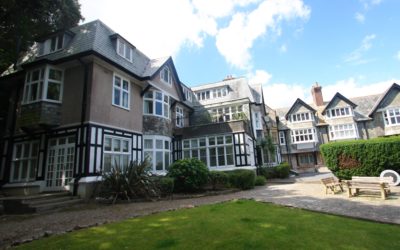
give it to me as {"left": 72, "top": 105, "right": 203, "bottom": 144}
{"left": 320, "top": 136, "right": 400, "bottom": 179}
{"left": 168, "top": 158, "right": 209, "bottom": 192}
{"left": 258, "top": 167, "right": 277, "bottom": 179}
{"left": 275, "top": 162, "right": 290, "bottom": 179}
{"left": 157, "top": 177, "right": 174, "bottom": 197}
{"left": 208, "top": 171, "right": 229, "bottom": 190}
{"left": 255, "top": 176, "right": 267, "bottom": 186}
{"left": 99, "top": 160, "right": 159, "bottom": 203}
{"left": 228, "top": 170, "right": 256, "bottom": 190}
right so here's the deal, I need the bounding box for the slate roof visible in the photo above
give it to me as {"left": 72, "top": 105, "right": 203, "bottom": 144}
{"left": 4, "top": 20, "right": 171, "bottom": 81}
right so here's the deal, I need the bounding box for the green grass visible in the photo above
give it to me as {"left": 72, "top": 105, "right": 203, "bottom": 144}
{"left": 17, "top": 200, "right": 400, "bottom": 250}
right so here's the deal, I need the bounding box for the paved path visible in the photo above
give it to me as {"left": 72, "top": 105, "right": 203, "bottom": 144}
{"left": 0, "top": 179, "right": 399, "bottom": 249}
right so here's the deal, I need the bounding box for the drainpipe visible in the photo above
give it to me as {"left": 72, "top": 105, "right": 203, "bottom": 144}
{"left": 73, "top": 59, "right": 89, "bottom": 196}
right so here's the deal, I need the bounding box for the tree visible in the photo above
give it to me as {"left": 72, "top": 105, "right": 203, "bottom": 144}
{"left": 0, "top": 0, "right": 84, "bottom": 73}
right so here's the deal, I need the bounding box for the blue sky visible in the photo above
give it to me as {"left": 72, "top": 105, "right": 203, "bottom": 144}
{"left": 80, "top": 0, "right": 400, "bottom": 107}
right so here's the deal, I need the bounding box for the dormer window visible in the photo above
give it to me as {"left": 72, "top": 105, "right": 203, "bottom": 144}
{"left": 182, "top": 87, "right": 192, "bottom": 102}
{"left": 117, "top": 38, "right": 133, "bottom": 62}
{"left": 160, "top": 67, "right": 172, "bottom": 85}
{"left": 290, "top": 112, "right": 313, "bottom": 123}
{"left": 326, "top": 106, "right": 352, "bottom": 118}
{"left": 195, "top": 87, "right": 227, "bottom": 101}
{"left": 38, "top": 34, "right": 64, "bottom": 56}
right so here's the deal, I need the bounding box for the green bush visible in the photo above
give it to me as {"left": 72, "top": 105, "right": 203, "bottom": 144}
{"left": 320, "top": 136, "right": 400, "bottom": 179}
{"left": 275, "top": 162, "right": 290, "bottom": 179}
{"left": 258, "top": 167, "right": 277, "bottom": 179}
{"left": 168, "top": 158, "right": 209, "bottom": 192}
{"left": 208, "top": 171, "right": 229, "bottom": 190}
{"left": 157, "top": 177, "right": 174, "bottom": 197}
{"left": 228, "top": 170, "right": 256, "bottom": 190}
{"left": 255, "top": 176, "right": 267, "bottom": 186}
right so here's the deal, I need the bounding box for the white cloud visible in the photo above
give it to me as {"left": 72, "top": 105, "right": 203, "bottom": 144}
{"left": 279, "top": 44, "right": 287, "bottom": 53}
{"left": 192, "top": 0, "right": 261, "bottom": 18}
{"left": 80, "top": 0, "right": 218, "bottom": 58}
{"left": 248, "top": 69, "right": 272, "bottom": 85}
{"left": 263, "top": 78, "right": 399, "bottom": 108}
{"left": 344, "top": 34, "right": 376, "bottom": 65}
{"left": 215, "top": 0, "right": 310, "bottom": 69}
{"left": 355, "top": 12, "right": 365, "bottom": 23}
{"left": 360, "top": 0, "right": 383, "bottom": 9}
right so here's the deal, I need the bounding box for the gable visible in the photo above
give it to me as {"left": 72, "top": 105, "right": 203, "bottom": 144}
{"left": 322, "top": 92, "right": 356, "bottom": 115}
{"left": 369, "top": 83, "right": 400, "bottom": 117}
{"left": 285, "top": 98, "right": 316, "bottom": 119}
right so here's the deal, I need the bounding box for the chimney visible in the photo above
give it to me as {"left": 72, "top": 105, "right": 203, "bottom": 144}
{"left": 311, "top": 82, "right": 324, "bottom": 106}
{"left": 223, "top": 75, "right": 235, "bottom": 81}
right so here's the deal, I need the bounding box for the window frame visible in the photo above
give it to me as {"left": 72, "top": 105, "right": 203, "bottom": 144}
{"left": 160, "top": 67, "right": 172, "bottom": 85}
{"left": 328, "top": 123, "right": 358, "bottom": 140}
{"left": 143, "top": 90, "right": 170, "bottom": 119}
{"left": 112, "top": 73, "right": 130, "bottom": 110}
{"left": 326, "top": 106, "right": 353, "bottom": 119}
{"left": 11, "top": 141, "right": 39, "bottom": 182}
{"left": 143, "top": 135, "right": 171, "bottom": 172}
{"left": 103, "top": 135, "right": 131, "bottom": 173}
{"left": 116, "top": 38, "right": 133, "bottom": 62}
{"left": 210, "top": 105, "right": 244, "bottom": 123}
{"left": 195, "top": 87, "right": 227, "bottom": 101}
{"left": 22, "top": 65, "right": 64, "bottom": 104}
{"left": 290, "top": 112, "right": 313, "bottom": 123}
{"left": 290, "top": 128, "right": 317, "bottom": 144}
{"left": 299, "top": 153, "right": 315, "bottom": 165}
{"left": 176, "top": 106, "right": 184, "bottom": 128}
{"left": 383, "top": 108, "right": 400, "bottom": 126}
{"left": 279, "top": 131, "right": 286, "bottom": 145}
{"left": 254, "top": 111, "right": 262, "bottom": 129}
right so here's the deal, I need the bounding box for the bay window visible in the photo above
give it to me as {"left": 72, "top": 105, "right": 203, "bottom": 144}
{"left": 291, "top": 128, "right": 317, "bottom": 143}
{"left": 143, "top": 136, "right": 171, "bottom": 172}
{"left": 329, "top": 123, "right": 358, "bottom": 140}
{"left": 22, "top": 66, "right": 63, "bottom": 104}
{"left": 143, "top": 90, "right": 170, "bottom": 118}
{"left": 103, "top": 136, "right": 131, "bottom": 172}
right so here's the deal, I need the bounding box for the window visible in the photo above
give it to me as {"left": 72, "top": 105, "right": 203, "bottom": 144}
{"left": 38, "top": 34, "right": 64, "bottom": 55}
{"left": 22, "top": 66, "right": 63, "bottom": 104}
{"left": 113, "top": 74, "right": 130, "bottom": 109}
{"left": 254, "top": 112, "right": 262, "bottom": 129}
{"left": 329, "top": 123, "right": 358, "bottom": 140}
{"left": 182, "top": 138, "right": 208, "bottom": 165}
{"left": 279, "top": 131, "right": 286, "bottom": 145}
{"left": 291, "top": 128, "right": 317, "bottom": 144}
{"left": 290, "top": 112, "right": 313, "bottom": 123}
{"left": 143, "top": 90, "right": 170, "bottom": 118}
{"left": 210, "top": 105, "right": 244, "bottom": 123}
{"left": 11, "top": 141, "right": 39, "bottom": 182}
{"left": 326, "top": 106, "right": 352, "bottom": 118}
{"left": 160, "top": 67, "right": 172, "bottom": 85}
{"left": 103, "top": 136, "right": 131, "bottom": 172}
{"left": 195, "top": 87, "right": 227, "bottom": 101}
{"left": 143, "top": 136, "right": 171, "bottom": 172}
{"left": 182, "top": 87, "right": 192, "bottom": 102}
{"left": 117, "top": 39, "right": 133, "bottom": 62}
{"left": 176, "top": 106, "right": 184, "bottom": 127}
{"left": 384, "top": 108, "right": 400, "bottom": 126}
{"left": 299, "top": 153, "right": 314, "bottom": 165}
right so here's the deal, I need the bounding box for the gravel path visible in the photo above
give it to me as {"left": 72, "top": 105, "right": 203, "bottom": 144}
{"left": 1, "top": 181, "right": 399, "bottom": 249}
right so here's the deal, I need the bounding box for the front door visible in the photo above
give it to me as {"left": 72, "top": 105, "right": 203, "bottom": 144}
{"left": 45, "top": 136, "right": 75, "bottom": 191}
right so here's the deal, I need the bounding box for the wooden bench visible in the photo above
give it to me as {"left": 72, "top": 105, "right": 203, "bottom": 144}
{"left": 321, "top": 177, "right": 343, "bottom": 194}
{"left": 345, "top": 178, "right": 391, "bottom": 200}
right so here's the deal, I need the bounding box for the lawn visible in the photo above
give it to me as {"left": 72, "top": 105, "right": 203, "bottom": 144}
{"left": 17, "top": 200, "right": 400, "bottom": 250}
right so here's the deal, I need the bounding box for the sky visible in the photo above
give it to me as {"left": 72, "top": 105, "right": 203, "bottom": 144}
{"left": 80, "top": 0, "right": 400, "bottom": 108}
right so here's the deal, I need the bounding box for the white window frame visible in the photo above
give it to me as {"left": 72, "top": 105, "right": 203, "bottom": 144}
{"left": 183, "top": 87, "right": 192, "bottom": 102}
{"left": 210, "top": 105, "right": 244, "bottom": 123}
{"left": 279, "top": 131, "right": 286, "bottom": 145}
{"left": 11, "top": 141, "right": 39, "bottom": 182}
{"left": 22, "top": 65, "right": 64, "bottom": 104}
{"left": 38, "top": 34, "right": 64, "bottom": 56}
{"left": 195, "top": 87, "right": 227, "bottom": 101}
{"left": 143, "top": 135, "right": 171, "bottom": 172}
{"left": 143, "top": 90, "right": 170, "bottom": 119}
{"left": 116, "top": 38, "right": 133, "bottom": 62}
{"left": 176, "top": 106, "right": 184, "bottom": 127}
{"left": 112, "top": 74, "right": 130, "bottom": 110}
{"left": 160, "top": 67, "right": 172, "bottom": 85}
{"left": 291, "top": 128, "right": 317, "bottom": 144}
{"left": 254, "top": 112, "right": 262, "bottom": 129}
{"left": 329, "top": 123, "right": 358, "bottom": 140}
{"left": 383, "top": 108, "right": 400, "bottom": 126}
{"left": 326, "top": 106, "right": 353, "bottom": 119}
{"left": 103, "top": 135, "right": 131, "bottom": 173}
{"left": 290, "top": 112, "right": 313, "bottom": 123}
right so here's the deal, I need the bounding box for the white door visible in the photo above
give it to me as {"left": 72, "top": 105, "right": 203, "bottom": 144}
{"left": 45, "top": 136, "right": 75, "bottom": 191}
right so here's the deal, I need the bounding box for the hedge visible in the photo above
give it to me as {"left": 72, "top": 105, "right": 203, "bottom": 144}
{"left": 168, "top": 158, "right": 209, "bottom": 192}
{"left": 227, "top": 169, "right": 256, "bottom": 190}
{"left": 320, "top": 136, "right": 400, "bottom": 179}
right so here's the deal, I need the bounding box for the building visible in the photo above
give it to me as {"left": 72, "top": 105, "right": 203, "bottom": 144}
{"left": 0, "top": 20, "right": 272, "bottom": 197}
{"left": 276, "top": 82, "right": 400, "bottom": 172}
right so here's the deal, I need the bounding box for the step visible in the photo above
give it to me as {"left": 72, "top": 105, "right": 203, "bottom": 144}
{"left": 33, "top": 198, "right": 83, "bottom": 213}
{"left": 0, "top": 191, "right": 70, "bottom": 202}
{"left": 25, "top": 195, "right": 73, "bottom": 206}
